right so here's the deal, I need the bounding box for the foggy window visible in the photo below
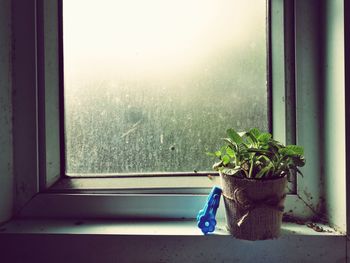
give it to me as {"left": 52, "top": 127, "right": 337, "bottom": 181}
{"left": 64, "top": 0, "right": 268, "bottom": 175}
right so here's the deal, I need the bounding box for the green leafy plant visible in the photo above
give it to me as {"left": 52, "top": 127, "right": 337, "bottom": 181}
{"left": 207, "top": 128, "right": 305, "bottom": 180}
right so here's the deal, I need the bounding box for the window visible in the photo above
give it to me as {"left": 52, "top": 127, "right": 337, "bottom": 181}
{"left": 9, "top": 0, "right": 326, "bottom": 222}
{"left": 63, "top": 0, "right": 269, "bottom": 175}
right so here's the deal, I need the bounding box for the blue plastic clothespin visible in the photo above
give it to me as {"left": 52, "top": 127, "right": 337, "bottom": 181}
{"left": 197, "top": 186, "right": 222, "bottom": 234}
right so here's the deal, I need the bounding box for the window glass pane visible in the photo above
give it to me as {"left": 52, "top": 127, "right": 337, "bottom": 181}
{"left": 64, "top": 0, "right": 268, "bottom": 174}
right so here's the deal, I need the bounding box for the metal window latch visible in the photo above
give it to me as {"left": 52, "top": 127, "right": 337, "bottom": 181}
{"left": 197, "top": 186, "right": 222, "bottom": 234}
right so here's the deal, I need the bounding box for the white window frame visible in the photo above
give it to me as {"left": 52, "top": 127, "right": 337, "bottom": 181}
{"left": 9, "top": 0, "right": 331, "bottom": 223}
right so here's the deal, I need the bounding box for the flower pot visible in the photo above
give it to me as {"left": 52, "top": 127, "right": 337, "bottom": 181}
{"left": 220, "top": 172, "right": 287, "bottom": 240}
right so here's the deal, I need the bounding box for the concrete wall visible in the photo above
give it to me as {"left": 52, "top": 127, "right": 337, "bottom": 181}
{"left": 324, "top": 0, "right": 346, "bottom": 231}
{"left": 0, "top": 0, "right": 13, "bottom": 224}
{"left": 0, "top": 231, "right": 346, "bottom": 263}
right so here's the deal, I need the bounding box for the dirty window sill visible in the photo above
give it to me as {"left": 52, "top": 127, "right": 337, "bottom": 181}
{"left": 0, "top": 219, "right": 346, "bottom": 263}
{"left": 0, "top": 219, "right": 342, "bottom": 237}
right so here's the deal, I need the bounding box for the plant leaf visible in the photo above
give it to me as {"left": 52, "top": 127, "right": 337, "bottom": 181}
{"left": 215, "top": 151, "right": 222, "bottom": 157}
{"left": 296, "top": 167, "right": 304, "bottom": 177}
{"left": 258, "top": 132, "right": 272, "bottom": 143}
{"left": 222, "top": 155, "right": 231, "bottom": 165}
{"left": 226, "top": 128, "right": 243, "bottom": 144}
{"left": 221, "top": 167, "right": 241, "bottom": 176}
{"left": 249, "top": 128, "right": 261, "bottom": 138}
{"left": 285, "top": 145, "right": 304, "bottom": 155}
{"left": 256, "top": 165, "right": 272, "bottom": 178}
{"left": 291, "top": 156, "right": 306, "bottom": 167}
{"left": 246, "top": 148, "right": 270, "bottom": 155}
{"left": 212, "top": 161, "right": 223, "bottom": 171}
{"left": 245, "top": 136, "right": 255, "bottom": 146}
{"left": 207, "top": 128, "right": 305, "bottom": 179}
{"left": 279, "top": 147, "right": 297, "bottom": 157}
{"left": 222, "top": 138, "right": 237, "bottom": 149}
{"left": 226, "top": 147, "right": 235, "bottom": 158}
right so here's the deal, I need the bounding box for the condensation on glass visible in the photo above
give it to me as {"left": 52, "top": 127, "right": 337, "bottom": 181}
{"left": 63, "top": 0, "right": 268, "bottom": 175}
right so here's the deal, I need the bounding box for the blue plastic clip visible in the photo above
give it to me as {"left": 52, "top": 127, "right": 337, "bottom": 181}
{"left": 197, "top": 186, "right": 222, "bottom": 234}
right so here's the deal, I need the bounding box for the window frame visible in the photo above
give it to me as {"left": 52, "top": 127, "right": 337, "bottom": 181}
{"left": 12, "top": 0, "right": 323, "bottom": 221}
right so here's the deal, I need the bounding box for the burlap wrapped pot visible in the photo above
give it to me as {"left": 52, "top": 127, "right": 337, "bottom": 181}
{"left": 220, "top": 172, "right": 287, "bottom": 240}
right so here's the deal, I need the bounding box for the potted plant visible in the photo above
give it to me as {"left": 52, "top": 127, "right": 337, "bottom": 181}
{"left": 208, "top": 128, "right": 305, "bottom": 240}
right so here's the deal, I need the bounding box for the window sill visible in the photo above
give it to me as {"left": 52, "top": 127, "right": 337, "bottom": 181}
{"left": 0, "top": 219, "right": 342, "bottom": 236}
{"left": 0, "top": 219, "right": 346, "bottom": 263}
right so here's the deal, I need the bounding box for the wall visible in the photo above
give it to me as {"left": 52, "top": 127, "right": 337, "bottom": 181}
{"left": 0, "top": 0, "right": 13, "bottom": 224}
{"left": 324, "top": 0, "right": 346, "bottom": 231}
